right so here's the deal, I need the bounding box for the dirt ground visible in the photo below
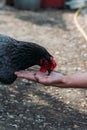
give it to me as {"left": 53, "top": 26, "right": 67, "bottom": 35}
{"left": 0, "top": 6, "right": 87, "bottom": 130}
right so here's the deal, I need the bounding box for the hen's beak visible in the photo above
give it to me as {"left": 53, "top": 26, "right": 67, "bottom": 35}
{"left": 48, "top": 69, "right": 51, "bottom": 75}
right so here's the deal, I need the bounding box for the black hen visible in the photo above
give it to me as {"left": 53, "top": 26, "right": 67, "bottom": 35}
{"left": 0, "top": 34, "right": 56, "bottom": 84}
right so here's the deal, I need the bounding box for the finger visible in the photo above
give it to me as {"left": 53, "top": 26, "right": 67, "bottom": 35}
{"left": 15, "top": 71, "right": 37, "bottom": 81}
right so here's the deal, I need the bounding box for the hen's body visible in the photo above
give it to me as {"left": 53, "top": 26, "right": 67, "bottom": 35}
{"left": 0, "top": 34, "right": 52, "bottom": 84}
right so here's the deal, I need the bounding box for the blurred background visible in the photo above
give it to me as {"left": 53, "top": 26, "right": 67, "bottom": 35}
{"left": 3, "top": 0, "right": 87, "bottom": 10}
{"left": 0, "top": 0, "right": 87, "bottom": 130}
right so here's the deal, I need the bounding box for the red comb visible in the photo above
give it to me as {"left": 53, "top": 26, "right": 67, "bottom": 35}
{"left": 50, "top": 57, "right": 56, "bottom": 71}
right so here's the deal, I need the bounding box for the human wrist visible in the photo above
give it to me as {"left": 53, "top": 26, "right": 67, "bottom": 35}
{"left": 62, "top": 75, "right": 73, "bottom": 88}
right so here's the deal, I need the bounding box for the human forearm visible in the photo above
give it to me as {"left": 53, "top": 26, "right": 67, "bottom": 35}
{"left": 60, "top": 73, "right": 87, "bottom": 88}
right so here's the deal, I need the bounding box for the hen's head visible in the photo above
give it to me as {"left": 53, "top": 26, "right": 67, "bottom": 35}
{"left": 40, "top": 57, "right": 56, "bottom": 74}
{"left": 39, "top": 51, "right": 56, "bottom": 74}
{"left": 27, "top": 43, "right": 57, "bottom": 74}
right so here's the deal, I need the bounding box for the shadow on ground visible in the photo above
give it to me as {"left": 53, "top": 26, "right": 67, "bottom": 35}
{"left": 0, "top": 79, "right": 87, "bottom": 130}
{"left": 16, "top": 9, "right": 68, "bottom": 31}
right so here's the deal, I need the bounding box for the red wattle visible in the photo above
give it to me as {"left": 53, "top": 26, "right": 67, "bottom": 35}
{"left": 50, "top": 57, "right": 57, "bottom": 70}
{"left": 40, "top": 67, "right": 47, "bottom": 72}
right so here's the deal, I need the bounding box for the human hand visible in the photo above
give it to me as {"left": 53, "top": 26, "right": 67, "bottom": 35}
{"left": 15, "top": 70, "right": 65, "bottom": 87}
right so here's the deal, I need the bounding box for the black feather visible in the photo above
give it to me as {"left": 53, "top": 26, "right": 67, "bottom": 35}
{"left": 0, "top": 34, "right": 51, "bottom": 84}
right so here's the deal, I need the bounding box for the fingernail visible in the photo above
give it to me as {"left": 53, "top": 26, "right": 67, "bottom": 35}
{"left": 15, "top": 72, "right": 21, "bottom": 76}
{"left": 15, "top": 72, "right": 19, "bottom": 74}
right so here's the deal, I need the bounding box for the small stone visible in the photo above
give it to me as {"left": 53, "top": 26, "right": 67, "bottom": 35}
{"left": 55, "top": 51, "right": 59, "bottom": 55}
{"left": 82, "top": 44, "right": 87, "bottom": 48}
{"left": 23, "top": 116, "right": 27, "bottom": 120}
{"left": 23, "top": 101, "right": 33, "bottom": 107}
{"left": 10, "top": 94, "right": 15, "bottom": 97}
{"left": 19, "top": 114, "right": 23, "bottom": 118}
{"left": 66, "top": 101, "right": 70, "bottom": 104}
{"left": 73, "top": 124, "right": 79, "bottom": 128}
{"left": 22, "top": 79, "right": 29, "bottom": 83}
{"left": 12, "top": 124, "right": 18, "bottom": 129}
{"left": 8, "top": 115, "right": 14, "bottom": 119}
